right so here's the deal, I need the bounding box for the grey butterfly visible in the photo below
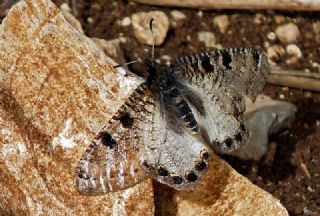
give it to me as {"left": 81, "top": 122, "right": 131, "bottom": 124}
{"left": 75, "top": 47, "right": 270, "bottom": 195}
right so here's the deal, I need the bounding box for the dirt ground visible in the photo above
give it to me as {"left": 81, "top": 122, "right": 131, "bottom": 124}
{"left": 1, "top": 0, "right": 320, "bottom": 215}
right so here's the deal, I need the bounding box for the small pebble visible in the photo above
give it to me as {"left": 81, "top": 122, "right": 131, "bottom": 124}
{"left": 275, "top": 23, "right": 300, "bottom": 44}
{"left": 267, "top": 32, "right": 277, "bottom": 41}
{"left": 267, "top": 45, "right": 285, "bottom": 64}
{"left": 170, "top": 10, "right": 186, "bottom": 21}
{"left": 312, "top": 21, "right": 320, "bottom": 34}
{"left": 121, "top": 17, "right": 131, "bottom": 26}
{"left": 198, "top": 31, "right": 221, "bottom": 48}
{"left": 213, "top": 15, "right": 229, "bottom": 33}
{"left": 286, "top": 44, "right": 302, "bottom": 58}
{"left": 131, "top": 11, "right": 169, "bottom": 46}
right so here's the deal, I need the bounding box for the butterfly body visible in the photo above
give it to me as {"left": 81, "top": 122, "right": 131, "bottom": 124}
{"left": 75, "top": 48, "right": 270, "bottom": 195}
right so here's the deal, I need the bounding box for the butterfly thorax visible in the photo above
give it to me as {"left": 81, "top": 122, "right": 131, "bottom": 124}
{"left": 145, "top": 59, "right": 200, "bottom": 135}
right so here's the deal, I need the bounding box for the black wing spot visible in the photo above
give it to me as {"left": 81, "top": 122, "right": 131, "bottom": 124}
{"left": 98, "top": 131, "right": 116, "bottom": 149}
{"left": 172, "top": 176, "right": 184, "bottom": 185}
{"left": 222, "top": 50, "right": 232, "bottom": 70}
{"left": 186, "top": 171, "right": 198, "bottom": 182}
{"left": 224, "top": 138, "right": 233, "bottom": 148}
{"left": 201, "top": 55, "right": 214, "bottom": 72}
{"left": 157, "top": 166, "right": 169, "bottom": 176}
{"left": 235, "top": 132, "right": 242, "bottom": 142}
{"left": 195, "top": 161, "right": 207, "bottom": 171}
{"left": 253, "top": 50, "right": 261, "bottom": 66}
{"left": 119, "top": 112, "right": 134, "bottom": 128}
{"left": 201, "top": 151, "right": 209, "bottom": 160}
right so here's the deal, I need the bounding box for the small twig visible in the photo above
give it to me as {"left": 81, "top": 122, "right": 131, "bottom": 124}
{"left": 263, "top": 142, "right": 277, "bottom": 171}
{"left": 270, "top": 70, "right": 320, "bottom": 79}
{"left": 133, "top": 0, "right": 320, "bottom": 11}
{"left": 267, "top": 71, "right": 320, "bottom": 91}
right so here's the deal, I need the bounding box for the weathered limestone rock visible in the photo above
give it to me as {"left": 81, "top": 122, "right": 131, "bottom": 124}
{"left": 0, "top": 0, "right": 153, "bottom": 215}
{"left": 156, "top": 155, "right": 289, "bottom": 216}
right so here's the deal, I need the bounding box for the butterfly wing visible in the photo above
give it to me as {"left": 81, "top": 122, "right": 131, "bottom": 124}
{"left": 75, "top": 82, "right": 211, "bottom": 194}
{"left": 140, "top": 102, "right": 212, "bottom": 191}
{"left": 170, "top": 48, "right": 270, "bottom": 152}
{"left": 75, "top": 83, "right": 157, "bottom": 195}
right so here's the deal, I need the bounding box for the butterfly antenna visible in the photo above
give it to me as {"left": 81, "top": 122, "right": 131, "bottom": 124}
{"left": 149, "top": 18, "right": 155, "bottom": 62}
{"left": 113, "top": 59, "right": 139, "bottom": 69}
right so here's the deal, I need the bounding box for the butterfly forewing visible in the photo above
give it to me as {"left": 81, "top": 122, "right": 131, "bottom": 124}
{"left": 75, "top": 83, "right": 157, "bottom": 195}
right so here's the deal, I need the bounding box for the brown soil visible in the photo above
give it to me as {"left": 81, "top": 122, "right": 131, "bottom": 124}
{"left": 1, "top": 1, "right": 320, "bottom": 215}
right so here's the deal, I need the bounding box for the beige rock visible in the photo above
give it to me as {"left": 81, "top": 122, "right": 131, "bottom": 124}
{"left": 213, "top": 15, "right": 229, "bottom": 33}
{"left": 286, "top": 44, "right": 302, "bottom": 58}
{"left": 0, "top": 0, "right": 154, "bottom": 215}
{"left": 170, "top": 10, "right": 186, "bottom": 21}
{"left": 131, "top": 11, "right": 169, "bottom": 45}
{"left": 267, "top": 45, "right": 285, "bottom": 65}
{"left": 275, "top": 23, "right": 300, "bottom": 44}
{"left": 198, "top": 31, "right": 221, "bottom": 49}
{"left": 156, "top": 154, "right": 289, "bottom": 216}
{"left": 60, "top": 3, "right": 84, "bottom": 33}
{"left": 312, "top": 21, "right": 320, "bottom": 34}
{"left": 91, "top": 37, "right": 127, "bottom": 66}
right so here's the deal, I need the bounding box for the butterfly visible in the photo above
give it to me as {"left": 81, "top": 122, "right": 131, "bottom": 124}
{"left": 74, "top": 47, "right": 270, "bottom": 195}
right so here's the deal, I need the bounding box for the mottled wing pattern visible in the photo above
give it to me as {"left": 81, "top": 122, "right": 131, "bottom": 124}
{"left": 170, "top": 48, "right": 270, "bottom": 152}
{"left": 75, "top": 83, "right": 212, "bottom": 194}
{"left": 75, "top": 83, "right": 156, "bottom": 195}
{"left": 140, "top": 106, "right": 211, "bottom": 190}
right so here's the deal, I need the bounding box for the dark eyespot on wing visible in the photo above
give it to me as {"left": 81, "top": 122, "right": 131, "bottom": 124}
{"left": 172, "top": 176, "right": 184, "bottom": 185}
{"left": 235, "top": 132, "right": 242, "bottom": 142}
{"left": 222, "top": 50, "right": 232, "bottom": 70}
{"left": 253, "top": 49, "right": 261, "bottom": 66}
{"left": 186, "top": 171, "right": 198, "bottom": 182}
{"left": 157, "top": 166, "right": 169, "bottom": 176}
{"left": 224, "top": 138, "right": 233, "bottom": 148}
{"left": 195, "top": 161, "right": 207, "bottom": 171}
{"left": 119, "top": 112, "right": 134, "bottom": 128}
{"left": 201, "top": 55, "right": 214, "bottom": 72}
{"left": 98, "top": 131, "right": 116, "bottom": 149}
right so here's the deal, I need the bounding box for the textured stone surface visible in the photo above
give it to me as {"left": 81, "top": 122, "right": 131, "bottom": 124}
{"left": 131, "top": 11, "right": 169, "bottom": 46}
{"left": 156, "top": 154, "right": 289, "bottom": 216}
{"left": 275, "top": 23, "right": 300, "bottom": 44}
{"left": 0, "top": 0, "right": 153, "bottom": 215}
{"left": 230, "top": 95, "right": 297, "bottom": 160}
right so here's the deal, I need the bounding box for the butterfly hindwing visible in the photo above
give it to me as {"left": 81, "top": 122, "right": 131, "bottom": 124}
{"left": 139, "top": 102, "right": 212, "bottom": 191}
{"left": 170, "top": 48, "right": 270, "bottom": 152}
{"left": 75, "top": 83, "right": 156, "bottom": 195}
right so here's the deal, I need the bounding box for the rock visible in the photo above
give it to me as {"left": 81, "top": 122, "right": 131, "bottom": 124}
{"left": 156, "top": 154, "right": 289, "bottom": 215}
{"left": 91, "top": 38, "right": 127, "bottom": 67}
{"left": 267, "top": 32, "right": 277, "bottom": 41}
{"left": 275, "top": 23, "right": 300, "bottom": 44}
{"left": 131, "top": 11, "right": 169, "bottom": 46}
{"left": 60, "top": 3, "right": 84, "bottom": 33}
{"left": 213, "top": 15, "right": 229, "bottom": 33}
{"left": 0, "top": 0, "right": 154, "bottom": 215}
{"left": 197, "top": 31, "right": 221, "bottom": 49}
{"left": 121, "top": 16, "right": 131, "bottom": 26}
{"left": 267, "top": 45, "right": 285, "bottom": 65}
{"left": 170, "top": 10, "right": 186, "bottom": 21}
{"left": 312, "top": 21, "right": 320, "bottom": 34}
{"left": 286, "top": 44, "right": 302, "bottom": 58}
{"left": 229, "top": 95, "right": 297, "bottom": 160}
